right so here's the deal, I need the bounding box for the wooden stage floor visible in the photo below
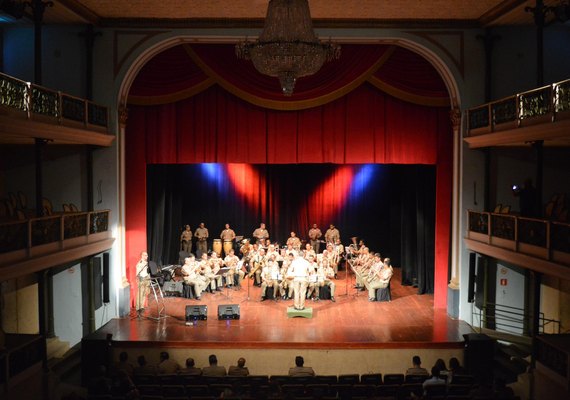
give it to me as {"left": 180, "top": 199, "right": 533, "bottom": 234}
{"left": 97, "top": 268, "right": 473, "bottom": 350}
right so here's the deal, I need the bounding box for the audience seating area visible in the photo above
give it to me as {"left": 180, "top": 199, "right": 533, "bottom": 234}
{"left": 87, "top": 372, "right": 521, "bottom": 400}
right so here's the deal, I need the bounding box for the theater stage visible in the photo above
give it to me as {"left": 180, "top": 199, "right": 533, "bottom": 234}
{"left": 88, "top": 268, "right": 473, "bottom": 375}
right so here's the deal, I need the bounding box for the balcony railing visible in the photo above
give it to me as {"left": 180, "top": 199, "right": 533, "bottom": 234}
{"left": 0, "top": 72, "right": 108, "bottom": 131}
{"left": 466, "top": 210, "right": 570, "bottom": 265}
{"left": 467, "top": 78, "right": 570, "bottom": 135}
{"left": 0, "top": 210, "right": 111, "bottom": 257}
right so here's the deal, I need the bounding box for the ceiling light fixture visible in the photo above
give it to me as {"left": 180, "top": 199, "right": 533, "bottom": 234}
{"left": 235, "top": 0, "right": 340, "bottom": 96}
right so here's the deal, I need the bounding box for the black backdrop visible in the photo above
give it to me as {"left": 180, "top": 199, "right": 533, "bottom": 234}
{"left": 147, "top": 164, "right": 435, "bottom": 294}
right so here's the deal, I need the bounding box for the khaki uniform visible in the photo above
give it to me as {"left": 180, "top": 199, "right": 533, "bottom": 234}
{"left": 325, "top": 227, "right": 340, "bottom": 244}
{"left": 194, "top": 227, "right": 209, "bottom": 257}
{"left": 182, "top": 260, "right": 207, "bottom": 298}
{"left": 308, "top": 227, "right": 323, "bottom": 253}
{"left": 135, "top": 259, "right": 150, "bottom": 310}
{"left": 180, "top": 229, "right": 193, "bottom": 253}
{"left": 367, "top": 265, "right": 393, "bottom": 299}
{"left": 252, "top": 227, "right": 269, "bottom": 244}
{"left": 224, "top": 254, "right": 243, "bottom": 286}
{"left": 220, "top": 228, "right": 236, "bottom": 257}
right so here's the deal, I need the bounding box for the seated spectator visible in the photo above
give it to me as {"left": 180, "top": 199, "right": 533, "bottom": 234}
{"left": 423, "top": 366, "right": 446, "bottom": 395}
{"left": 288, "top": 356, "right": 315, "bottom": 377}
{"left": 180, "top": 357, "right": 202, "bottom": 375}
{"left": 494, "top": 378, "right": 515, "bottom": 399}
{"left": 157, "top": 351, "right": 180, "bottom": 374}
{"left": 88, "top": 365, "right": 112, "bottom": 395}
{"left": 134, "top": 355, "right": 157, "bottom": 375}
{"left": 113, "top": 351, "right": 134, "bottom": 377}
{"left": 202, "top": 354, "right": 227, "bottom": 376}
{"left": 228, "top": 357, "right": 250, "bottom": 376}
{"left": 433, "top": 358, "right": 449, "bottom": 379}
{"left": 112, "top": 370, "right": 139, "bottom": 399}
{"left": 448, "top": 357, "right": 466, "bottom": 383}
{"left": 406, "top": 355, "right": 429, "bottom": 375}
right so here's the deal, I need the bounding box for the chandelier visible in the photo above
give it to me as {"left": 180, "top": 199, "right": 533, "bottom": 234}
{"left": 236, "top": 0, "right": 340, "bottom": 96}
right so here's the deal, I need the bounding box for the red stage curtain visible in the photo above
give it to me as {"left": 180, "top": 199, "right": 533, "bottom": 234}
{"left": 126, "top": 83, "right": 452, "bottom": 309}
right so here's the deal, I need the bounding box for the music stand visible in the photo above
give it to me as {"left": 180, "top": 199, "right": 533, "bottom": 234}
{"left": 146, "top": 261, "right": 169, "bottom": 321}
{"left": 216, "top": 267, "right": 231, "bottom": 299}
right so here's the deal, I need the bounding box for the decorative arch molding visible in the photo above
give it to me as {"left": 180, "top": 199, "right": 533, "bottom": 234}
{"left": 115, "top": 34, "right": 463, "bottom": 112}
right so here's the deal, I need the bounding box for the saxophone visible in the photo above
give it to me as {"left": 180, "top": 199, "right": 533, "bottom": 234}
{"left": 248, "top": 256, "right": 265, "bottom": 278}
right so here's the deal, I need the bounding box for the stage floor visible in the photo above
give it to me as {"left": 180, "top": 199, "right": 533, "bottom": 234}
{"left": 96, "top": 268, "right": 473, "bottom": 349}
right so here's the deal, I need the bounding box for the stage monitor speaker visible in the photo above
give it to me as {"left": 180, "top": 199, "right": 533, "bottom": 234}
{"left": 467, "top": 252, "right": 476, "bottom": 303}
{"left": 103, "top": 253, "right": 110, "bottom": 303}
{"left": 163, "top": 281, "right": 183, "bottom": 296}
{"left": 186, "top": 305, "right": 207, "bottom": 321}
{"left": 218, "top": 304, "right": 240, "bottom": 320}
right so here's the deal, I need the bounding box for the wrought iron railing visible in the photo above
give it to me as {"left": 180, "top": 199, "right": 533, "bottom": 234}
{"left": 474, "top": 302, "right": 561, "bottom": 336}
{"left": 0, "top": 210, "right": 111, "bottom": 254}
{"left": 467, "top": 210, "right": 570, "bottom": 261}
{"left": 0, "top": 71, "right": 108, "bottom": 130}
{"left": 467, "top": 78, "right": 570, "bottom": 134}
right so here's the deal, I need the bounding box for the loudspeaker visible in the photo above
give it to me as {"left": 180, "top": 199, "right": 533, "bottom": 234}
{"left": 218, "top": 304, "right": 240, "bottom": 320}
{"left": 186, "top": 305, "right": 207, "bottom": 321}
{"left": 463, "top": 333, "right": 495, "bottom": 384}
{"left": 92, "top": 257, "right": 102, "bottom": 309}
{"left": 475, "top": 256, "right": 486, "bottom": 309}
{"left": 103, "top": 253, "right": 110, "bottom": 303}
{"left": 163, "top": 281, "right": 183, "bottom": 296}
{"left": 467, "top": 252, "right": 476, "bottom": 303}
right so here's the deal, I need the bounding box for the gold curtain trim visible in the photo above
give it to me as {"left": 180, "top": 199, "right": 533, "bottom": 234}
{"left": 367, "top": 76, "right": 450, "bottom": 107}
{"left": 184, "top": 44, "right": 398, "bottom": 111}
{"left": 127, "top": 78, "right": 215, "bottom": 105}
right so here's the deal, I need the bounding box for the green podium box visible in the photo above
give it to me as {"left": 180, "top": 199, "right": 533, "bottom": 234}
{"left": 287, "top": 306, "right": 313, "bottom": 318}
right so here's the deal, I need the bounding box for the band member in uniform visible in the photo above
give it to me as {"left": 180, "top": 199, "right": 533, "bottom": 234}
{"left": 325, "top": 224, "right": 340, "bottom": 245}
{"left": 354, "top": 247, "right": 373, "bottom": 289}
{"left": 135, "top": 251, "right": 150, "bottom": 315}
{"left": 194, "top": 222, "right": 209, "bottom": 258}
{"left": 210, "top": 252, "right": 224, "bottom": 290}
{"left": 366, "top": 256, "right": 393, "bottom": 301}
{"left": 303, "top": 243, "right": 316, "bottom": 261}
{"left": 305, "top": 254, "right": 319, "bottom": 300}
{"left": 181, "top": 255, "right": 207, "bottom": 300}
{"left": 308, "top": 223, "right": 323, "bottom": 253}
{"left": 224, "top": 248, "right": 243, "bottom": 288}
{"left": 316, "top": 256, "right": 336, "bottom": 302}
{"left": 180, "top": 225, "right": 193, "bottom": 254}
{"left": 252, "top": 223, "right": 269, "bottom": 244}
{"left": 248, "top": 247, "right": 266, "bottom": 286}
{"left": 348, "top": 236, "right": 360, "bottom": 257}
{"left": 199, "top": 253, "right": 215, "bottom": 291}
{"left": 220, "top": 223, "right": 236, "bottom": 257}
{"left": 286, "top": 232, "right": 302, "bottom": 251}
{"left": 260, "top": 259, "right": 280, "bottom": 301}
{"left": 323, "top": 243, "right": 340, "bottom": 277}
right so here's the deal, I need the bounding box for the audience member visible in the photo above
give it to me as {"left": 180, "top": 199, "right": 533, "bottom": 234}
{"left": 113, "top": 351, "right": 134, "bottom": 377}
{"left": 433, "top": 358, "right": 449, "bottom": 379}
{"left": 134, "top": 355, "right": 157, "bottom": 375}
{"left": 406, "top": 355, "right": 429, "bottom": 375}
{"left": 88, "top": 365, "right": 112, "bottom": 395}
{"left": 422, "top": 366, "right": 446, "bottom": 396}
{"left": 228, "top": 357, "right": 250, "bottom": 376}
{"left": 288, "top": 356, "right": 315, "bottom": 377}
{"left": 157, "top": 351, "right": 180, "bottom": 374}
{"left": 180, "top": 357, "right": 202, "bottom": 375}
{"left": 202, "top": 354, "right": 227, "bottom": 376}
{"left": 448, "top": 357, "right": 466, "bottom": 383}
{"left": 112, "top": 370, "right": 139, "bottom": 399}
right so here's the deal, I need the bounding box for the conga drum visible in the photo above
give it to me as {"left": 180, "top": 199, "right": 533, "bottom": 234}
{"left": 213, "top": 239, "right": 222, "bottom": 256}
{"left": 223, "top": 241, "right": 233, "bottom": 257}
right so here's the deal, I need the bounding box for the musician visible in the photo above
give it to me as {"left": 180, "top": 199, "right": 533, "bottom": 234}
{"left": 324, "top": 224, "right": 340, "bottom": 245}
{"left": 324, "top": 243, "right": 340, "bottom": 277}
{"left": 249, "top": 247, "right": 266, "bottom": 286}
{"left": 180, "top": 225, "right": 193, "bottom": 254}
{"left": 224, "top": 248, "right": 243, "bottom": 288}
{"left": 181, "top": 255, "right": 207, "bottom": 300}
{"left": 305, "top": 254, "right": 319, "bottom": 300}
{"left": 308, "top": 223, "right": 323, "bottom": 253}
{"left": 220, "top": 223, "right": 236, "bottom": 257}
{"left": 210, "top": 252, "right": 224, "bottom": 290}
{"left": 260, "top": 259, "right": 280, "bottom": 301}
{"left": 303, "top": 243, "right": 316, "bottom": 261}
{"left": 135, "top": 251, "right": 150, "bottom": 315}
{"left": 285, "top": 242, "right": 298, "bottom": 257}
{"left": 367, "top": 256, "right": 393, "bottom": 301}
{"left": 354, "top": 247, "right": 373, "bottom": 289}
{"left": 286, "top": 232, "right": 302, "bottom": 251}
{"left": 287, "top": 254, "right": 311, "bottom": 310}
{"left": 252, "top": 222, "right": 269, "bottom": 244}
{"left": 316, "top": 257, "right": 336, "bottom": 302}
{"left": 266, "top": 243, "right": 279, "bottom": 261}
{"left": 194, "top": 222, "right": 209, "bottom": 258}
{"left": 334, "top": 238, "right": 345, "bottom": 275}
{"left": 348, "top": 236, "right": 360, "bottom": 257}
{"left": 199, "top": 253, "right": 215, "bottom": 291}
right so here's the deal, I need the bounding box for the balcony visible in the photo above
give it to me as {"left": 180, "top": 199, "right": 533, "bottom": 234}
{"left": 465, "top": 210, "right": 570, "bottom": 279}
{"left": 465, "top": 78, "right": 570, "bottom": 148}
{"left": 0, "top": 210, "right": 114, "bottom": 280}
{"left": 0, "top": 72, "right": 114, "bottom": 146}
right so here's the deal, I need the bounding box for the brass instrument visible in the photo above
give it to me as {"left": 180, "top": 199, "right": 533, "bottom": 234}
{"left": 248, "top": 259, "right": 263, "bottom": 278}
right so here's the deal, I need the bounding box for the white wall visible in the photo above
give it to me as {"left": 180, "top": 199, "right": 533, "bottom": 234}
{"left": 52, "top": 264, "right": 83, "bottom": 346}
{"left": 494, "top": 262, "right": 526, "bottom": 335}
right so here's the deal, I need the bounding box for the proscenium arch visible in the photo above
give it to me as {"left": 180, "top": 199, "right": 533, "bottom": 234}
{"left": 116, "top": 35, "right": 462, "bottom": 111}
{"left": 115, "top": 34, "right": 463, "bottom": 309}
